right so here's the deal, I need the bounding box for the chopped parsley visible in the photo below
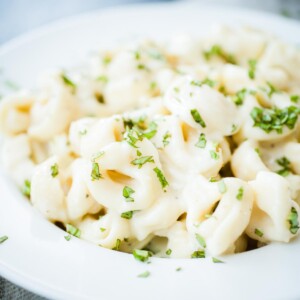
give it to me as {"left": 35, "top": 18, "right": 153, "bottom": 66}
{"left": 112, "top": 239, "right": 121, "bottom": 250}
{"left": 0, "top": 236, "right": 8, "bottom": 244}
{"left": 137, "top": 150, "right": 142, "bottom": 156}
{"left": 133, "top": 249, "right": 152, "bottom": 262}
{"left": 153, "top": 167, "right": 169, "bottom": 189}
{"left": 91, "top": 162, "right": 103, "bottom": 180}
{"left": 191, "top": 250, "right": 205, "bottom": 258}
{"left": 165, "top": 248, "right": 172, "bottom": 255}
{"left": 276, "top": 156, "right": 292, "bottom": 177}
{"left": 64, "top": 235, "right": 71, "bottom": 241}
{"left": 124, "top": 128, "right": 143, "bottom": 148}
{"left": 61, "top": 73, "right": 76, "bottom": 91}
{"left": 131, "top": 156, "right": 154, "bottom": 168}
{"left": 266, "top": 82, "right": 278, "bottom": 98}
{"left": 96, "top": 75, "right": 108, "bottom": 84}
{"left": 66, "top": 224, "right": 81, "bottom": 238}
{"left": 123, "top": 186, "right": 135, "bottom": 202}
{"left": 248, "top": 59, "right": 257, "bottom": 80}
{"left": 190, "top": 109, "right": 206, "bottom": 128}
{"left": 150, "top": 81, "right": 157, "bottom": 90}
{"left": 254, "top": 228, "right": 264, "bottom": 237}
{"left": 195, "top": 233, "right": 206, "bottom": 248}
{"left": 121, "top": 211, "right": 134, "bottom": 219}
{"left": 142, "top": 121, "right": 157, "bottom": 139}
{"left": 250, "top": 106, "right": 300, "bottom": 134}
{"left": 190, "top": 78, "right": 216, "bottom": 88}
{"left": 210, "top": 150, "right": 219, "bottom": 160}
{"left": 137, "top": 271, "right": 150, "bottom": 278}
{"left": 236, "top": 187, "right": 244, "bottom": 201}
{"left": 100, "top": 227, "right": 106, "bottom": 232}
{"left": 290, "top": 95, "right": 299, "bottom": 103}
{"left": 232, "top": 88, "right": 248, "bottom": 106}
{"left": 287, "top": 207, "right": 299, "bottom": 234}
{"left": 195, "top": 133, "right": 206, "bottom": 148}
{"left": 22, "top": 180, "right": 31, "bottom": 198}
{"left": 212, "top": 257, "right": 224, "bottom": 263}
{"left": 203, "top": 44, "right": 236, "bottom": 64}
{"left": 176, "top": 267, "right": 182, "bottom": 272}
{"left": 218, "top": 180, "right": 227, "bottom": 194}
{"left": 162, "top": 131, "right": 172, "bottom": 147}
{"left": 50, "top": 163, "right": 59, "bottom": 178}
{"left": 91, "top": 151, "right": 105, "bottom": 162}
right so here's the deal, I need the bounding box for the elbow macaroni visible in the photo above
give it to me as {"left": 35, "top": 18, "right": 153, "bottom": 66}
{"left": 1, "top": 26, "right": 300, "bottom": 258}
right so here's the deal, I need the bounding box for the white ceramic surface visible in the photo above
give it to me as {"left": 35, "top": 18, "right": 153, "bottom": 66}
{"left": 0, "top": 2, "right": 300, "bottom": 300}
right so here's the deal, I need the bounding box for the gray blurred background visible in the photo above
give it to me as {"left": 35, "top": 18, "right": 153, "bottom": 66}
{"left": 0, "top": 0, "right": 300, "bottom": 299}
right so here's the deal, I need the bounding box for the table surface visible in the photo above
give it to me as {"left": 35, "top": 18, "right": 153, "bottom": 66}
{"left": 0, "top": 0, "right": 299, "bottom": 299}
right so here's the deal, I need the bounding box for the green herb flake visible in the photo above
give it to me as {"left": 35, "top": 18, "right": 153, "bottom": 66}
{"left": 121, "top": 211, "right": 134, "bottom": 220}
{"left": 266, "top": 82, "right": 278, "bottom": 98}
{"left": 91, "top": 151, "right": 105, "bottom": 162}
{"left": 61, "top": 74, "right": 76, "bottom": 90}
{"left": 153, "top": 167, "right": 169, "bottom": 189}
{"left": 96, "top": 75, "right": 108, "bottom": 83}
{"left": 142, "top": 121, "right": 157, "bottom": 139}
{"left": 287, "top": 207, "right": 299, "bottom": 234}
{"left": 50, "top": 163, "right": 59, "bottom": 178}
{"left": 190, "top": 109, "right": 206, "bottom": 128}
{"left": 236, "top": 187, "right": 244, "bottom": 201}
{"left": 250, "top": 106, "right": 300, "bottom": 134}
{"left": 203, "top": 44, "right": 236, "bottom": 64}
{"left": 232, "top": 88, "right": 247, "bottom": 106}
{"left": 150, "top": 81, "right": 157, "bottom": 90}
{"left": 66, "top": 224, "right": 81, "bottom": 238}
{"left": 195, "top": 233, "right": 206, "bottom": 248}
{"left": 100, "top": 227, "right": 106, "bottom": 232}
{"left": 248, "top": 59, "right": 257, "bottom": 80}
{"left": 166, "top": 248, "right": 172, "bottom": 255}
{"left": 131, "top": 156, "right": 154, "bottom": 168}
{"left": 210, "top": 150, "right": 219, "bottom": 160}
{"left": 22, "top": 180, "right": 31, "bottom": 198}
{"left": 64, "top": 235, "right": 71, "bottom": 241}
{"left": 123, "top": 186, "right": 135, "bottom": 202}
{"left": 212, "top": 257, "right": 224, "bottom": 263}
{"left": 112, "top": 239, "right": 121, "bottom": 250}
{"left": 176, "top": 267, "right": 182, "bottom": 272}
{"left": 254, "top": 228, "right": 264, "bottom": 237}
{"left": 191, "top": 78, "right": 216, "bottom": 88}
{"left": 133, "top": 249, "right": 152, "bottom": 262}
{"left": 290, "top": 95, "right": 299, "bottom": 103}
{"left": 276, "top": 156, "right": 292, "bottom": 177}
{"left": 137, "top": 271, "right": 150, "bottom": 278}
{"left": 91, "top": 162, "right": 103, "bottom": 180}
{"left": 163, "top": 131, "right": 172, "bottom": 147}
{"left": 191, "top": 250, "right": 205, "bottom": 258}
{"left": 0, "top": 236, "right": 8, "bottom": 244}
{"left": 218, "top": 180, "right": 227, "bottom": 194}
{"left": 195, "top": 133, "right": 206, "bottom": 148}
{"left": 136, "top": 150, "right": 142, "bottom": 156}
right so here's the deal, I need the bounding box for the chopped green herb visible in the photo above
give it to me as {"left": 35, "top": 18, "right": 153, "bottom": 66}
{"left": 195, "top": 133, "right": 207, "bottom": 148}
{"left": 287, "top": 207, "right": 299, "bottom": 234}
{"left": 212, "top": 257, "right": 224, "bottom": 263}
{"left": 137, "top": 64, "right": 149, "bottom": 71}
{"left": 276, "top": 156, "right": 292, "bottom": 177}
{"left": 248, "top": 59, "right": 257, "bottom": 80}
{"left": 137, "top": 150, "right": 142, "bottom": 156}
{"left": 191, "top": 250, "right": 205, "bottom": 258}
{"left": 103, "top": 56, "right": 112, "bottom": 65}
{"left": 96, "top": 75, "right": 108, "bottom": 83}
{"left": 176, "top": 267, "right": 182, "bottom": 272}
{"left": 134, "top": 51, "right": 141, "bottom": 60}
{"left": 266, "top": 82, "right": 278, "bottom": 98}
{"left": 255, "top": 148, "right": 261, "bottom": 156}
{"left": 232, "top": 88, "right": 247, "bottom": 106}
{"left": 250, "top": 106, "right": 300, "bottom": 134}
{"left": 166, "top": 249, "right": 172, "bottom": 255}
{"left": 66, "top": 224, "right": 81, "bottom": 238}
{"left": 100, "top": 227, "right": 106, "bottom": 232}
{"left": 150, "top": 81, "right": 157, "bottom": 90}
{"left": 121, "top": 211, "right": 134, "bottom": 219}
{"left": 50, "top": 163, "right": 59, "bottom": 178}
{"left": 231, "top": 124, "right": 238, "bottom": 133}
{"left": 131, "top": 156, "right": 154, "bottom": 168}
{"left": 153, "top": 167, "right": 169, "bottom": 189}
{"left": 142, "top": 121, "right": 157, "bottom": 139}
{"left": 218, "top": 180, "right": 227, "bottom": 194}
{"left": 290, "top": 95, "right": 299, "bottom": 103}
{"left": 0, "top": 236, "right": 8, "bottom": 244}
{"left": 64, "top": 235, "right": 71, "bottom": 241}
{"left": 147, "top": 48, "right": 164, "bottom": 60}
{"left": 22, "top": 180, "right": 31, "bottom": 198}
{"left": 203, "top": 44, "right": 236, "bottom": 64}
{"left": 210, "top": 150, "right": 219, "bottom": 160}
{"left": 195, "top": 233, "right": 206, "bottom": 248}
{"left": 191, "top": 78, "right": 216, "bottom": 88}
{"left": 209, "top": 177, "right": 218, "bottom": 182}
{"left": 91, "top": 151, "right": 105, "bottom": 162}
{"left": 61, "top": 74, "right": 76, "bottom": 90}
{"left": 124, "top": 128, "right": 143, "bottom": 148}
{"left": 138, "top": 271, "right": 150, "bottom": 278}
{"left": 190, "top": 109, "right": 206, "bottom": 128}
{"left": 236, "top": 187, "right": 244, "bottom": 201}
{"left": 112, "top": 239, "right": 121, "bottom": 250}
{"left": 254, "top": 228, "right": 264, "bottom": 237}
{"left": 174, "top": 87, "right": 180, "bottom": 93}
{"left": 133, "top": 249, "right": 151, "bottom": 262}
{"left": 163, "top": 131, "right": 172, "bottom": 147}
{"left": 91, "top": 162, "right": 103, "bottom": 180}
{"left": 123, "top": 186, "right": 135, "bottom": 202}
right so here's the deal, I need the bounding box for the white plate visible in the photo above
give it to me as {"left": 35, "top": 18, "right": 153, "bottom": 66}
{"left": 1, "top": 2, "right": 300, "bottom": 299}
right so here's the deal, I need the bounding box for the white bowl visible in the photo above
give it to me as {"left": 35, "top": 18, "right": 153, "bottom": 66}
{"left": 1, "top": 2, "right": 300, "bottom": 299}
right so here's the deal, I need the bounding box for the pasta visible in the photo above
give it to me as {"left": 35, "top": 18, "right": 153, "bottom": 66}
{"left": 1, "top": 25, "right": 300, "bottom": 259}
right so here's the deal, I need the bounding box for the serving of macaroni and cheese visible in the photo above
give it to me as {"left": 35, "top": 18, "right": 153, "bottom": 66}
{"left": 1, "top": 26, "right": 300, "bottom": 259}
